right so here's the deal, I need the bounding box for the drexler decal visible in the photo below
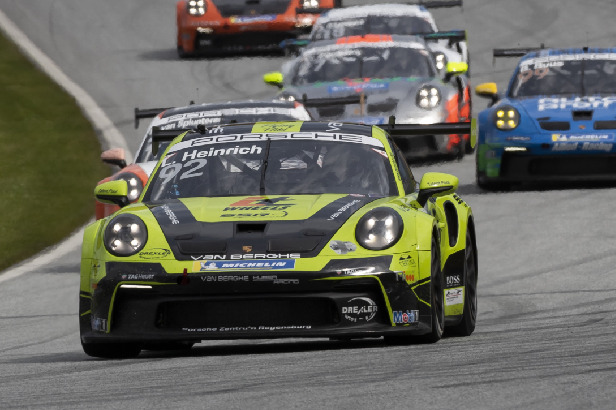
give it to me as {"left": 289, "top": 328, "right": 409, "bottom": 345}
{"left": 342, "top": 297, "right": 378, "bottom": 323}
{"left": 138, "top": 248, "right": 171, "bottom": 259}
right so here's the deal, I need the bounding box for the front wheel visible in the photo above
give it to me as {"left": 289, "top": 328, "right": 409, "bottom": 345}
{"left": 447, "top": 228, "right": 478, "bottom": 336}
{"left": 418, "top": 235, "right": 445, "bottom": 343}
{"left": 81, "top": 341, "right": 141, "bottom": 359}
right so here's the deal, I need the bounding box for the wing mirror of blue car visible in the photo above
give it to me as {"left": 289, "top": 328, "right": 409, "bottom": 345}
{"left": 263, "top": 72, "right": 284, "bottom": 89}
{"left": 95, "top": 180, "right": 130, "bottom": 208}
{"left": 416, "top": 172, "right": 459, "bottom": 207}
{"left": 101, "top": 148, "right": 127, "bottom": 169}
{"left": 475, "top": 82, "right": 500, "bottom": 106}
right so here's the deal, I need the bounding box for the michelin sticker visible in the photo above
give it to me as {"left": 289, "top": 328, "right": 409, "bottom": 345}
{"left": 194, "top": 259, "right": 296, "bottom": 271}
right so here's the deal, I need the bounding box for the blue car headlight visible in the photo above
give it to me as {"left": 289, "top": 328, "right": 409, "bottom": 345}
{"left": 104, "top": 214, "right": 148, "bottom": 257}
{"left": 494, "top": 105, "right": 520, "bottom": 130}
{"left": 355, "top": 208, "right": 403, "bottom": 250}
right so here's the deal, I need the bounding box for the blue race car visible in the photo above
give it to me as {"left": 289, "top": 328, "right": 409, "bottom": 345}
{"left": 474, "top": 47, "right": 616, "bottom": 189}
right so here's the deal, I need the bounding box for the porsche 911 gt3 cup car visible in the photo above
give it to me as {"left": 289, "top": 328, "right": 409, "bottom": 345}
{"left": 80, "top": 120, "right": 477, "bottom": 358}
{"left": 475, "top": 47, "right": 616, "bottom": 189}
{"left": 281, "top": 1, "right": 468, "bottom": 68}
{"left": 264, "top": 34, "right": 472, "bottom": 158}
{"left": 176, "top": 0, "right": 341, "bottom": 57}
{"left": 96, "top": 100, "right": 311, "bottom": 219}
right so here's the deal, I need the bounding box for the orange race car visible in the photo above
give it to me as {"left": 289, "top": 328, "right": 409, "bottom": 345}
{"left": 176, "top": 0, "right": 341, "bottom": 57}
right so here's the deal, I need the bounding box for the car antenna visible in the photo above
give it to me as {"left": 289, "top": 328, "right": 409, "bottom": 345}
{"left": 197, "top": 124, "right": 206, "bottom": 134}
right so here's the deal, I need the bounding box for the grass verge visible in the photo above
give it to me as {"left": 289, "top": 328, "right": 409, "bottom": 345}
{"left": 0, "top": 31, "right": 110, "bottom": 272}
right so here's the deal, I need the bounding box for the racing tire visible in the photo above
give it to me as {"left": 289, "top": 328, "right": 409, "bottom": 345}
{"left": 447, "top": 228, "right": 478, "bottom": 336}
{"left": 417, "top": 234, "right": 445, "bottom": 343}
{"left": 81, "top": 341, "right": 141, "bottom": 359}
{"left": 177, "top": 45, "right": 190, "bottom": 59}
{"left": 334, "top": 0, "right": 343, "bottom": 7}
{"left": 476, "top": 171, "right": 510, "bottom": 191}
{"left": 465, "top": 138, "right": 476, "bottom": 154}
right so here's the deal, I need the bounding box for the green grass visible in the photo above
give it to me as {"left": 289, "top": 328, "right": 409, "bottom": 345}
{"left": 0, "top": 31, "right": 110, "bottom": 272}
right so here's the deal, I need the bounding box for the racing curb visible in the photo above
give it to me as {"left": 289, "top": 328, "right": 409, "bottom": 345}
{"left": 0, "top": 9, "right": 130, "bottom": 282}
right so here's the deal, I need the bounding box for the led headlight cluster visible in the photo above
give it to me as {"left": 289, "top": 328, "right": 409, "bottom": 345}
{"left": 434, "top": 53, "right": 447, "bottom": 71}
{"left": 355, "top": 208, "right": 403, "bottom": 250}
{"left": 494, "top": 105, "right": 520, "bottom": 130}
{"left": 301, "top": 0, "right": 321, "bottom": 9}
{"left": 416, "top": 86, "right": 441, "bottom": 110}
{"left": 104, "top": 215, "right": 148, "bottom": 256}
{"left": 114, "top": 172, "right": 143, "bottom": 202}
{"left": 188, "top": 0, "right": 206, "bottom": 16}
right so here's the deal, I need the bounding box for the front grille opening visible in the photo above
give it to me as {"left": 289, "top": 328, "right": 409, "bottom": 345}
{"left": 236, "top": 223, "right": 267, "bottom": 234}
{"left": 594, "top": 120, "right": 616, "bottom": 130}
{"left": 156, "top": 297, "right": 339, "bottom": 329}
{"left": 572, "top": 110, "right": 593, "bottom": 121}
{"left": 539, "top": 121, "right": 570, "bottom": 131}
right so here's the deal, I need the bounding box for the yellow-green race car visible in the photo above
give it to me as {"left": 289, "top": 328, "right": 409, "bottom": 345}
{"left": 80, "top": 120, "right": 477, "bottom": 358}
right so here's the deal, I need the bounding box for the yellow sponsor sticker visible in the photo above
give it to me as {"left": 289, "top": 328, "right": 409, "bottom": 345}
{"left": 251, "top": 121, "right": 303, "bottom": 133}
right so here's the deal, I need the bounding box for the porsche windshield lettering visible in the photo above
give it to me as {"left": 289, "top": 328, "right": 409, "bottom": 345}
{"left": 178, "top": 132, "right": 383, "bottom": 149}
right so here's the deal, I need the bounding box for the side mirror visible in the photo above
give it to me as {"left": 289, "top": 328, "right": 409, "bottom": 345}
{"left": 475, "top": 82, "right": 499, "bottom": 105}
{"left": 263, "top": 71, "right": 284, "bottom": 89}
{"left": 101, "top": 148, "right": 127, "bottom": 169}
{"left": 443, "top": 61, "right": 468, "bottom": 82}
{"left": 416, "top": 172, "right": 458, "bottom": 207}
{"left": 95, "top": 180, "right": 129, "bottom": 208}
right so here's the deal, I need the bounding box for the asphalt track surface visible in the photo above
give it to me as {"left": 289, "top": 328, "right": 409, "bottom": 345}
{"left": 1, "top": 0, "right": 616, "bottom": 408}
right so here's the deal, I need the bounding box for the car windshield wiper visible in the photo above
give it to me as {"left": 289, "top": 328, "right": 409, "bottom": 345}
{"left": 260, "top": 138, "right": 271, "bottom": 195}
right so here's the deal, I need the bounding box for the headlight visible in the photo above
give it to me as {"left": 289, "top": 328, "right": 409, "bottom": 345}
{"left": 301, "top": 0, "right": 320, "bottom": 9}
{"left": 434, "top": 52, "right": 447, "bottom": 71}
{"left": 104, "top": 214, "right": 148, "bottom": 257}
{"left": 279, "top": 94, "right": 296, "bottom": 102}
{"left": 355, "top": 208, "right": 403, "bottom": 250}
{"left": 187, "top": 0, "right": 206, "bottom": 16}
{"left": 416, "top": 86, "right": 441, "bottom": 110}
{"left": 494, "top": 105, "right": 520, "bottom": 130}
{"left": 114, "top": 172, "right": 143, "bottom": 202}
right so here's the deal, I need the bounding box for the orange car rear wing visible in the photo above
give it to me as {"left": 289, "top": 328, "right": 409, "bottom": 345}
{"left": 493, "top": 44, "right": 546, "bottom": 58}
{"left": 134, "top": 107, "right": 170, "bottom": 129}
{"left": 410, "top": 0, "right": 463, "bottom": 8}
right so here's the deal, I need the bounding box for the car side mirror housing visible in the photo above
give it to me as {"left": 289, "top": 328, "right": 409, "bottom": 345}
{"left": 416, "top": 172, "right": 459, "bottom": 207}
{"left": 475, "top": 82, "right": 499, "bottom": 105}
{"left": 263, "top": 71, "right": 284, "bottom": 89}
{"left": 95, "top": 180, "right": 129, "bottom": 208}
{"left": 444, "top": 61, "right": 468, "bottom": 82}
{"left": 101, "top": 148, "right": 127, "bottom": 169}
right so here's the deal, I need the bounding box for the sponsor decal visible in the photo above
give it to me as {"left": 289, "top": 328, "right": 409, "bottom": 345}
{"left": 505, "top": 136, "right": 531, "bottom": 142}
{"left": 253, "top": 275, "right": 300, "bottom": 285}
{"left": 194, "top": 259, "right": 296, "bottom": 271}
{"left": 328, "top": 81, "right": 389, "bottom": 94}
{"left": 242, "top": 245, "right": 253, "bottom": 253}
{"left": 393, "top": 310, "right": 418, "bottom": 324}
{"left": 552, "top": 133, "right": 614, "bottom": 142}
{"left": 160, "top": 116, "right": 221, "bottom": 129}
{"left": 138, "top": 248, "right": 171, "bottom": 259}
{"left": 161, "top": 204, "right": 180, "bottom": 224}
{"left": 328, "top": 199, "right": 361, "bottom": 220}
{"left": 445, "top": 287, "right": 464, "bottom": 306}
{"left": 341, "top": 297, "right": 378, "bottom": 323}
{"left": 92, "top": 317, "right": 108, "bottom": 332}
{"left": 199, "top": 275, "right": 250, "bottom": 282}
{"left": 398, "top": 254, "right": 415, "bottom": 267}
{"left": 335, "top": 267, "right": 375, "bottom": 276}
{"left": 182, "top": 325, "right": 311, "bottom": 332}
{"left": 329, "top": 240, "right": 357, "bottom": 255}
{"left": 446, "top": 274, "right": 461, "bottom": 288}
{"left": 191, "top": 253, "right": 301, "bottom": 261}
{"left": 222, "top": 196, "right": 293, "bottom": 217}
{"left": 230, "top": 15, "right": 277, "bottom": 24}
{"left": 581, "top": 142, "right": 613, "bottom": 151}
{"left": 538, "top": 97, "right": 616, "bottom": 111}
{"left": 121, "top": 273, "right": 156, "bottom": 281}
{"left": 552, "top": 142, "right": 578, "bottom": 151}
{"left": 395, "top": 271, "right": 415, "bottom": 282}
{"left": 181, "top": 144, "right": 262, "bottom": 161}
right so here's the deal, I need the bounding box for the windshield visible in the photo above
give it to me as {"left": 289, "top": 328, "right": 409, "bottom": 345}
{"left": 135, "top": 108, "right": 310, "bottom": 163}
{"left": 311, "top": 16, "right": 435, "bottom": 41}
{"left": 510, "top": 55, "right": 616, "bottom": 97}
{"left": 144, "top": 137, "right": 397, "bottom": 200}
{"left": 293, "top": 46, "right": 435, "bottom": 85}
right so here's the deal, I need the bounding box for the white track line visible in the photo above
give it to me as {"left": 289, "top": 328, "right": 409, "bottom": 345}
{"left": 0, "top": 9, "right": 130, "bottom": 283}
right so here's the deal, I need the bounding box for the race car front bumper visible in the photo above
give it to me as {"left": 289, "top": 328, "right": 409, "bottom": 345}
{"left": 80, "top": 260, "right": 433, "bottom": 344}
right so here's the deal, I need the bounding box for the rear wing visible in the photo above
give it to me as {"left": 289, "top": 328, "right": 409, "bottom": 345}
{"left": 379, "top": 116, "right": 472, "bottom": 137}
{"left": 295, "top": 7, "right": 332, "bottom": 14}
{"left": 410, "top": 0, "right": 463, "bottom": 8}
{"left": 134, "top": 107, "right": 170, "bottom": 129}
{"left": 151, "top": 126, "right": 192, "bottom": 156}
{"left": 281, "top": 29, "right": 467, "bottom": 55}
{"left": 493, "top": 44, "right": 546, "bottom": 62}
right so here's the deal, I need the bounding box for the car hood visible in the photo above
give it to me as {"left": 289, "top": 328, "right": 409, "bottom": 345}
{"left": 137, "top": 194, "right": 386, "bottom": 260}
{"left": 508, "top": 96, "right": 616, "bottom": 128}
{"left": 286, "top": 77, "right": 443, "bottom": 123}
